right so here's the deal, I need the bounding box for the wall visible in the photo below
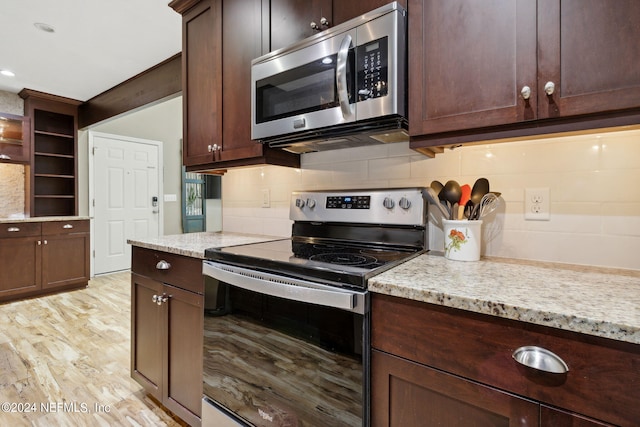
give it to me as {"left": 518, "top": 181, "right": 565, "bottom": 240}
{"left": 78, "top": 95, "right": 202, "bottom": 235}
{"left": 0, "top": 91, "right": 26, "bottom": 217}
{"left": 221, "top": 127, "right": 640, "bottom": 271}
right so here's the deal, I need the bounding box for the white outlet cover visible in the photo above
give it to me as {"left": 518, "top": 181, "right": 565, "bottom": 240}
{"left": 524, "top": 187, "right": 550, "bottom": 220}
{"left": 261, "top": 188, "right": 270, "bottom": 208}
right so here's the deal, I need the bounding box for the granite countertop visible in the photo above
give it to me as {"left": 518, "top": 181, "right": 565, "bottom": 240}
{"left": 127, "top": 232, "right": 284, "bottom": 259}
{"left": 369, "top": 254, "right": 640, "bottom": 345}
{"left": 0, "top": 216, "right": 91, "bottom": 224}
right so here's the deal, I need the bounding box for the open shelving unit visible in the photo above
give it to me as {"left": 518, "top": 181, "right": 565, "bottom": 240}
{"left": 19, "top": 89, "right": 82, "bottom": 217}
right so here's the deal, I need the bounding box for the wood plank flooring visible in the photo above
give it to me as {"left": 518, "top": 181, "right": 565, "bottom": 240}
{"left": 0, "top": 272, "right": 185, "bottom": 427}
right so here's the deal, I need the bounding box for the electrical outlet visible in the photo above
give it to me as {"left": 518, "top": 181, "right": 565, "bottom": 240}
{"left": 524, "top": 188, "right": 550, "bottom": 220}
{"left": 261, "top": 189, "right": 270, "bottom": 208}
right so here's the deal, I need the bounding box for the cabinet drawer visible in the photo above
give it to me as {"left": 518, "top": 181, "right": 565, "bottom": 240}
{"left": 372, "top": 294, "right": 640, "bottom": 427}
{"left": 42, "top": 220, "right": 89, "bottom": 235}
{"left": 131, "top": 246, "right": 203, "bottom": 294}
{"left": 0, "top": 222, "right": 41, "bottom": 238}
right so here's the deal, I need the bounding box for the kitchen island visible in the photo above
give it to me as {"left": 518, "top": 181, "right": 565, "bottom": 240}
{"left": 369, "top": 254, "right": 640, "bottom": 426}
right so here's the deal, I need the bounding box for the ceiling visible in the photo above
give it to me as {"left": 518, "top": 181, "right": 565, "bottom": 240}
{"left": 0, "top": 0, "right": 182, "bottom": 102}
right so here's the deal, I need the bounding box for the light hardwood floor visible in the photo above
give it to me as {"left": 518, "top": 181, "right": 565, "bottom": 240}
{"left": 0, "top": 272, "right": 185, "bottom": 427}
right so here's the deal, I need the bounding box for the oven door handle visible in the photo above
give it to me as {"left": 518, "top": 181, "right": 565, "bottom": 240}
{"left": 336, "top": 33, "right": 354, "bottom": 120}
{"left": 203, "top": 261, "right": 364, "bottom": 313}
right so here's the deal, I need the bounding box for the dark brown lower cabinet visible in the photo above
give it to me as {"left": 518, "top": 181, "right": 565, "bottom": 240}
{"left": 371, "top": 350, "right": 539, "bottom": 426}
{"left": 0, "top": 220, "right": 89, "bottom": 301}
{"left": 131, "top": 247, "right": 204, "bottom": 427}
{"left": 371, "top": 294, "right": 635, "bottom": 427}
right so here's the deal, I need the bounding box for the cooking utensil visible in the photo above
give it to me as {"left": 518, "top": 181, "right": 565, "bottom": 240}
{"left": 423, "top": 187, "right": 449, "bottom": 218}
{"left": 430, "top": 180, "right": 444, "bottom": 195}
{"left": 441, "top": 180, "right": 462, "bottom": 220}
{"left": 469, "top": 178, "right": 490, "bottom": 219}
{"left": 477, "top": 192, "right": 500, "bottom": 219}
{"left": 458, "top": 184, "right": 471, "bottom": 219}
{"left": 470, "top": 178, "right": 490, "bottom": 206}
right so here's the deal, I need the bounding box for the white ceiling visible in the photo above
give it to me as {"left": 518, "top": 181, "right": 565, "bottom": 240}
{"left": 0, "top": 0, "right": 182, "bottom": 102}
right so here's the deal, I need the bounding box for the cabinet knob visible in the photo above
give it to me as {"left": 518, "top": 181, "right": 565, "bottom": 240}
{"left": 7, "top": 227, "right": 20, "bottom": 232}
{"left": 512, "top": 346, "right": 569, "bottom": 374}
{"left": 544, "top": 81, "right": 556, "bottom": 96}
{"left": 520, "top": 86, "right": 531, "bottom": 100}
{"left": 152, "top": 294, "right": 169, "bottom": 305}
{"left": 156, "top": 260, "right": 171, "bottom": 270}
{"left": 310, "top": 21, "right": 319, "bottom": 30}
{"left": 320, "top": 17, "right": 330, "bottom": 27}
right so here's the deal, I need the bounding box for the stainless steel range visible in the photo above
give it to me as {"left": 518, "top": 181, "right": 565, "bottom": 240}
{"left": 202, "top": 188, "right": 427, "bottom": 427}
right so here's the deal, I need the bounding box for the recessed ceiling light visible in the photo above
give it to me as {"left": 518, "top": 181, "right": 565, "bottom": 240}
{"left": 34, "top": 22, "right": 56, "bottom": 33}
{"left": 0, "top": 70, "right": 15, "bottom": 77}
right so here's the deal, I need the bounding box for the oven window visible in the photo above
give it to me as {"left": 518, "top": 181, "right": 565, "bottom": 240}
{"left": 203, "top": 280, "right": 364, "bottom": 427}
{"left": 255, "top": 50, "right": 355, "bottom": 124}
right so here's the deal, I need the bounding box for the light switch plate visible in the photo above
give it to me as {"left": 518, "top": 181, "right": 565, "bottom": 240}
{"left": 261, "top": 189, "right": 270, "bottom": 208}
{"left": 164, "top": 194, "right": 177, "bottom": 202}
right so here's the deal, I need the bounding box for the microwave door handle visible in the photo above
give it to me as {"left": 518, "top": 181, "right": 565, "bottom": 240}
{"left": 336, "top": 34, "right": 354, "bottom": 120}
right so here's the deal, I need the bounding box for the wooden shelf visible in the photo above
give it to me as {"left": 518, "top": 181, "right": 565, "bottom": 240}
{"left": 20, "top": 89, "right": 81, "bottom": 217}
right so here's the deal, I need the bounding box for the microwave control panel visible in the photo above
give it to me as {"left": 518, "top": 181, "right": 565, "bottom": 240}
{"left": 356, "top": 36, "right": 389, "bottom": 101}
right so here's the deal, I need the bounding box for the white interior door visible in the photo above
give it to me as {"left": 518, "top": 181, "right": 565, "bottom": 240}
{"left": 90, "top": 132, "right": 163, "bottom": 275}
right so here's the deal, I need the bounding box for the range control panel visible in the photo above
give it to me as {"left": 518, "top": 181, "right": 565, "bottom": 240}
{"left": 326, "top": 195, "right": 371, "bottom": 209}
{"left": 291, "top": 188, "right": 426, "bottom": 226}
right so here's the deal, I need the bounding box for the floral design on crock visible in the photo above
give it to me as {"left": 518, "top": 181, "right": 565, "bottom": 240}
{"left": 445, "top": 227, "right": 470, "bottom": 256}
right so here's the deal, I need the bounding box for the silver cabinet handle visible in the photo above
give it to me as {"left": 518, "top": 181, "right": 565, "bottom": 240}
{"left": 7, "top": 227, "right": 20, "bottom": 232}
{"left": 520, "top": 86, "right": 531, "bottom": 100}
{"left": 0, "top": 154, "right": 11, "bottom": 160}
{"left": 544, "top": 81, "right": 556, "bottom": 96}
{"left": 152, "top": 294, "right": 169, "bottom": 305}
{"left": 156, "top": 260, "right": 171, "bottom": 270}
{"left": 336, "top": 34, "right": 354, "bottom": 120}
{"left": 63, "top": 224, "right": 73, "bottom": 229}
{"left": 512, "top": 346, "right": 569, "bottom": 374}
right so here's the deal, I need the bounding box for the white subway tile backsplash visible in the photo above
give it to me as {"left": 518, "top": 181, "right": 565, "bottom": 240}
{"left": 222, "top": 127, "right": 640, "bottom": 270}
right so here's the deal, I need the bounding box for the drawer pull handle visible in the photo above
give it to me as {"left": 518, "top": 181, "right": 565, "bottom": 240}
{"left": 7, "top": 227, "right": 20, "bottom": 232}
{"left": 512, "top": 346, "right": 569, "bottom": 374}
{"left": 63, "top": 224, "right": 74, "bottom": 229}
{"left": 156, "top": 260, "right": 171, "bottom": 270}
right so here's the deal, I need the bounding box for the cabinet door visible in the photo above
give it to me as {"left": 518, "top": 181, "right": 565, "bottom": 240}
{"left": 268, "top": 0, "right": 333, "bottom": 51}
{"left": 163, "top": 284, "right": 203, "bottom": 426}
{"left": 0, "top": 114, "right": 30, "bottom": 163}
{"left": 131, "top": 273, "right": 163, "bottom": 399}
{"left": 220, "top": 0, "right": 265, "bottom": 161}
{"left": 41, "top": 233, "right": 89, "bottom": 290}
{"left": 0, "top": 236, "right": 41, "bottom": 298}
{"left": 371, "top": 350, "right": 539, "bottom": 427}
{"left": 332, "top": 0, "right": 406, "bottom": 26}
{"left": 408, "top": 0, "right": 537, "bottom": 136}
{"left": 182, "top": 0, "right": 223, "bottom": 166}
{"left": 537, "top": 0, "right": 640, "bottom": 119}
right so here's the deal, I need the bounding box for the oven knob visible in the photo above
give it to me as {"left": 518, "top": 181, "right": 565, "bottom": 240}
{"left": 295, "top": 198, "right": 306, "bottom": 208}
{"left": 306, "top": 198, "right": 316, "bottom": 209}
{"left": 399, "top": 197, "right": 411, "bottom": 210}
{"left": 383, "top": 197, "right": 395, "bottom": 209}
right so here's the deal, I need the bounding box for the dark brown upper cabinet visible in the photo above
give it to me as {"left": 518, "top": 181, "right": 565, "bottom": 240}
{"left": 0, "top": 112, "right": 30, "bottom": 164}
{"left": 267, "top": 0, "right": 406, "bottom": 52}
{"left": 409, "top": 0, "right": 640, "bottom": 150}
{"left": 169, "top": 0, "right": 299, "bottom": 172}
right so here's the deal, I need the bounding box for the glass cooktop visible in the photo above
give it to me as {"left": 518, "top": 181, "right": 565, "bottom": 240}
{"left": 205, "top": 239, "right": 422, "bottom": 289}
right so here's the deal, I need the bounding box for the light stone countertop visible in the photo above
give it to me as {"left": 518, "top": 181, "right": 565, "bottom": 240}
{"left": 127, "top": 232, "right": 284, "bottom": 259}
{"left": 0, "top": 216, "right": 91, "bottom": 224}
{"left": 369, "top": 254, "right": 640, "bottom": 345}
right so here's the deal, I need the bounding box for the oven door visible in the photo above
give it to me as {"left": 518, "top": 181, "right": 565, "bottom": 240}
{"left": 252, "top": 29, "right": 357, "bottom": 140}
{"left": 202, "top": 261, "right": 369, "bottom": 427}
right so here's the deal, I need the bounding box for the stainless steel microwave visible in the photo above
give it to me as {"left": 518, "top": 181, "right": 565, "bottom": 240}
{"left": 251, "top": 2, "right": 407, "bottom": 153}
